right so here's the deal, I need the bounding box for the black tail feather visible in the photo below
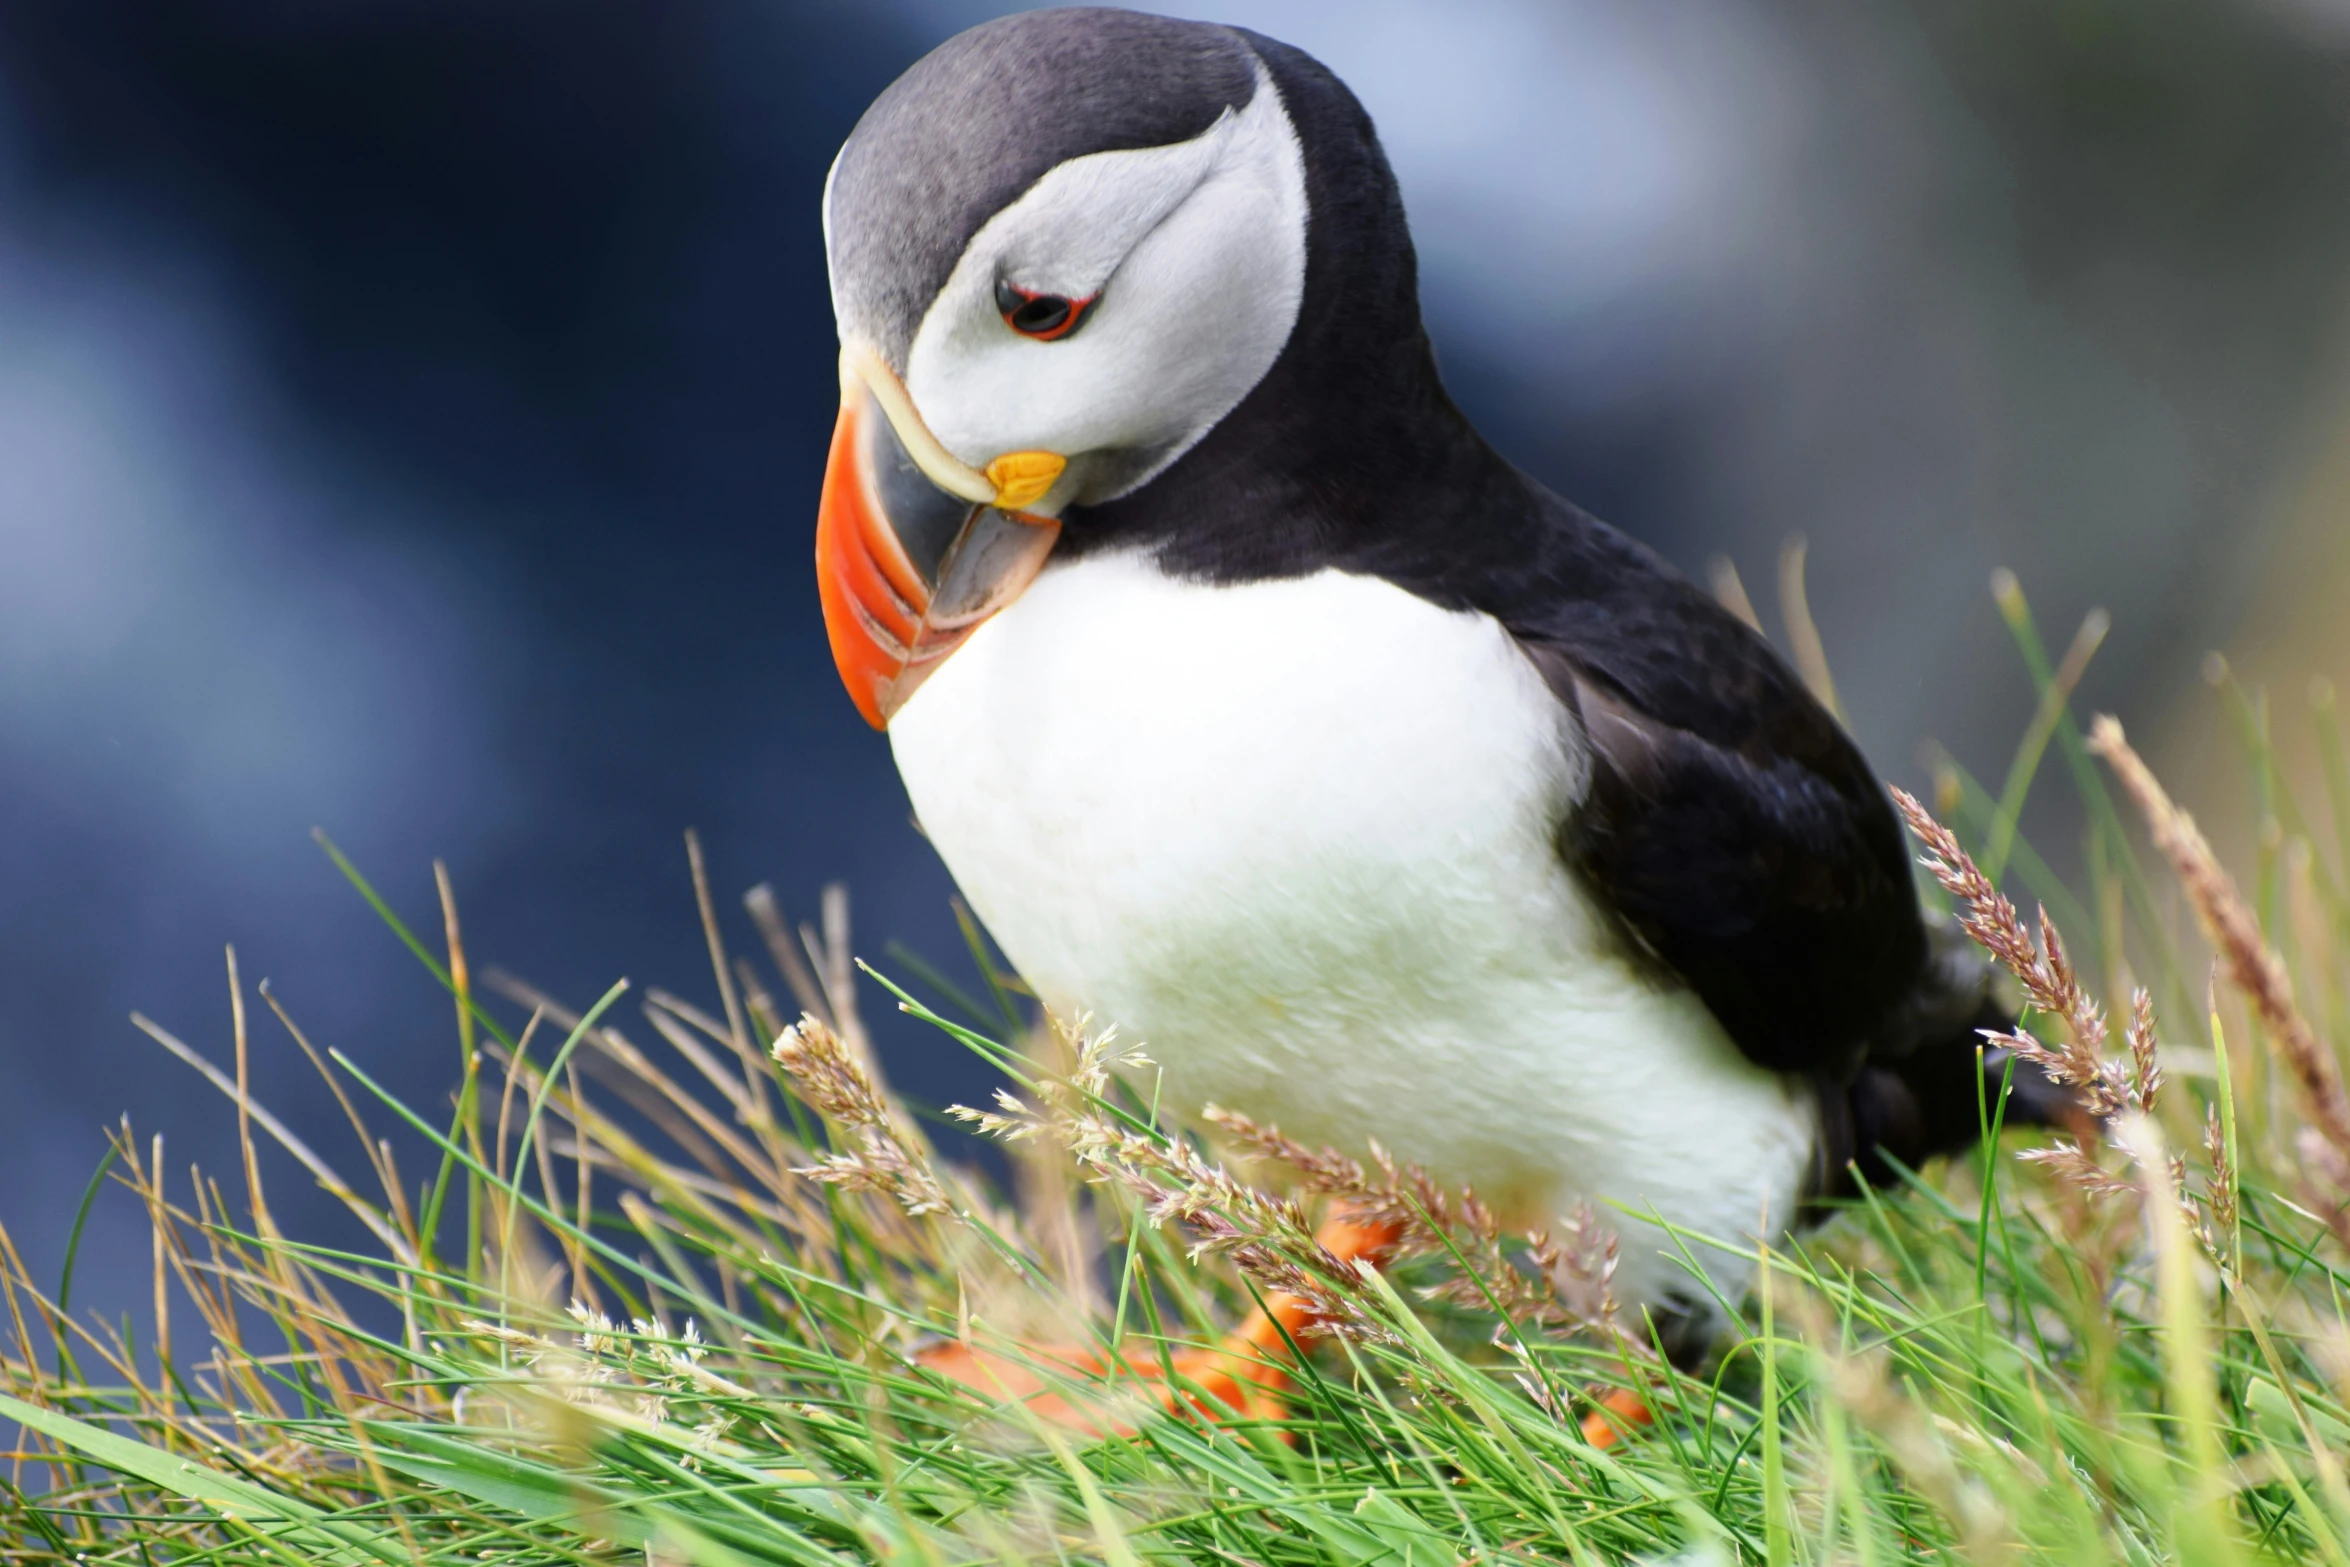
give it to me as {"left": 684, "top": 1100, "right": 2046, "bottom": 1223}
{"left": 1809, "top": 922, "right": 2085, "bottom": 1208}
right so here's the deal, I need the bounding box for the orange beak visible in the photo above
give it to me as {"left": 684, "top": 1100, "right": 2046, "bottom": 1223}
{"left": 815, "top": 349, "right": 1064, "bottom": 728}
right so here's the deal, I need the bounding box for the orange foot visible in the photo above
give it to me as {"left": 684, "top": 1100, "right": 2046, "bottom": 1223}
{"left": 919, "top": 1212, "right": 1402, "bottom": 1435}
{"left": 1579, "top": 1385, "right": 1654, "bottom": 1449}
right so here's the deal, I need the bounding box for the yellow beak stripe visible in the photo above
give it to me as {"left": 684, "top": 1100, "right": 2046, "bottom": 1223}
{"left": 985, "top": 451, "right": 1068, "bottom": 512}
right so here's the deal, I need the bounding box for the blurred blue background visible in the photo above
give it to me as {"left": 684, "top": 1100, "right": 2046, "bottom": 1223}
{"left": 3, "top": 0, "right": 2348, "bottom": 1320}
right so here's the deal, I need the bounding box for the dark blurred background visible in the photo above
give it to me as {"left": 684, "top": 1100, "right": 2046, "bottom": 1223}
{"left": 2, "top": 0, "right": 2347, "bottom": 1321}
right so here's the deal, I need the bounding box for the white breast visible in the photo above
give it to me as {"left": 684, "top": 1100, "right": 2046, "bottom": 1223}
{"left": 887, "top": 551, "right": 1816, "bottom": 1318}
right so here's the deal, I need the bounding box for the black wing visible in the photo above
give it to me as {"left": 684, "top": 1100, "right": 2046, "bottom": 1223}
{"left": 1468, "top": 497, "right": 1932, "bottom": 1082}
{"left": 1472, "top": 493, "right": 2081, "bottom": 1186}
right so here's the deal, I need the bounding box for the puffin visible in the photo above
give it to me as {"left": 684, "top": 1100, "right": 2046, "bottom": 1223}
{"left": 812, "top": 8, "right": 2067, "bottom": 1422}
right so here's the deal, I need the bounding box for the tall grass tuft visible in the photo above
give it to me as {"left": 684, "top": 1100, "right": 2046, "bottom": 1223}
{"left": 8, "top": 573, "right": 2350, "bottom": 1563}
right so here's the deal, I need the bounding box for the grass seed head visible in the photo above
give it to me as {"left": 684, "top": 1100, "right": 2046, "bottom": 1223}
{"left": 773, "top": 1013, "right": 954, "bottom": 1217}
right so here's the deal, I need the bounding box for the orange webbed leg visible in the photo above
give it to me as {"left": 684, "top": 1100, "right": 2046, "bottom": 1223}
{"left": 918, "top": 1211, "right": 1404, "bottom": 1435}
{"left": 1578, "top": 1385, "right": 1654, "bottom": 1449}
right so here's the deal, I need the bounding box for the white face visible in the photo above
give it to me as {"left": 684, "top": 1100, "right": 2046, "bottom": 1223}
{"left": 833, "top": 62, "right": 1309, "bottom": 510}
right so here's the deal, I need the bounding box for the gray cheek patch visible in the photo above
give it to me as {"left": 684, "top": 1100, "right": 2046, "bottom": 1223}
{"left": 826, "top": 8, "right": 1258, "bottom": 369}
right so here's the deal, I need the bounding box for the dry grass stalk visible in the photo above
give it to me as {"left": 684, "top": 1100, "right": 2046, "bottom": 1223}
{"left": 1203, "top": 1106, "right": 1623, "bottom": 1341}
{"left": 486, "top": 970, "right": 806, "bottom": 1205}
{"left": 644, "top": 992, "right": 777, "bottom": 1143}
{"left": 499, "top": 1045, "right": 819, "bottom": 1275}
{"left": 2015, "top": 1142, "right": 2139, "bottom": 1200}
{"left": 742, "top": 882, "right": 887, "bottom": 1091}
{"left": 1892, "top": 788, "right": 2194, "bottom": 1216}
{"left": 0, "top": 859, "right": 987, "bottom": 1524}
{"left": 3, "top": 908, "right": 920, "bottom": 1481}
{"left": 685, "top": 828, "right": 752, "bottom": 1063}
{"left": 1899, "top": 776, "right": 2275, "bottom": 1252}
{"left": 128, "top": 1011, "right": 413, "bottom": 1265}
{"left": 2127, "top": 987, "right": 2162, "bottom": 1114}
{"left": 1779, "top": 534, "right": 1842, "bottom": 720}
{"left": 1, "top": 1110, "right": 422, "bottom": 1479}
{"left": 744, "top": 884, "right": 832, "bottom": 1025}
{"left": 489, "top": 933, "right": 972, "bottom": 1279}
{"left": 1894, "top": 787, "right": 2133, "bottom": 1120}
{"left": 1003, "top": 1034, "right": 1105, "bottom": 1319}
{"left": 954, "top": 1021, "right": 1385, "bottom": 1341}
{"left": 1708, "top": 554, "right": 1764, "bottom": 634}
{"left": 2203, "top": 1106, "right": 2239, "bottom": 1264}
{"left": 2086, "top": 716, "right": 2350, "bottom": 1160}
{"left": 773, "top": 1015, "right": 952, "bottom": 1218}
{"left": 955, "top": 1018, "right": 1624, "bottom": 1351}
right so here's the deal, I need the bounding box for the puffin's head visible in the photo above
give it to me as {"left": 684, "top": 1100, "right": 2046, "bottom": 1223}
{"left": 817, "top": 9, "right": 1316, "bottom": 726}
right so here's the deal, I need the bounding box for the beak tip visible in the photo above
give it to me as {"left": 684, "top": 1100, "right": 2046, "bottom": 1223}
{"left": 819, "top": 361, "right": 1063, "bottom": 733}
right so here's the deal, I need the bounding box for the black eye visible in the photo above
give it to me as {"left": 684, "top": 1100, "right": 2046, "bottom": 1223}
{"left": 995, "top": 278, "right": 1093, "bottom": 341}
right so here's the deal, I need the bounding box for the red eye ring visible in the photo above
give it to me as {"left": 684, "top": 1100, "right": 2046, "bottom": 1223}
{"left": 995, "top": 280, "right": 1096, "bottom": 342}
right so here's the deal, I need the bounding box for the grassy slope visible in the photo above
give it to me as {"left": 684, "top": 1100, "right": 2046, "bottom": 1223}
{"left": 7, "top": 579, "right": 2350, "bottom": 1565}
